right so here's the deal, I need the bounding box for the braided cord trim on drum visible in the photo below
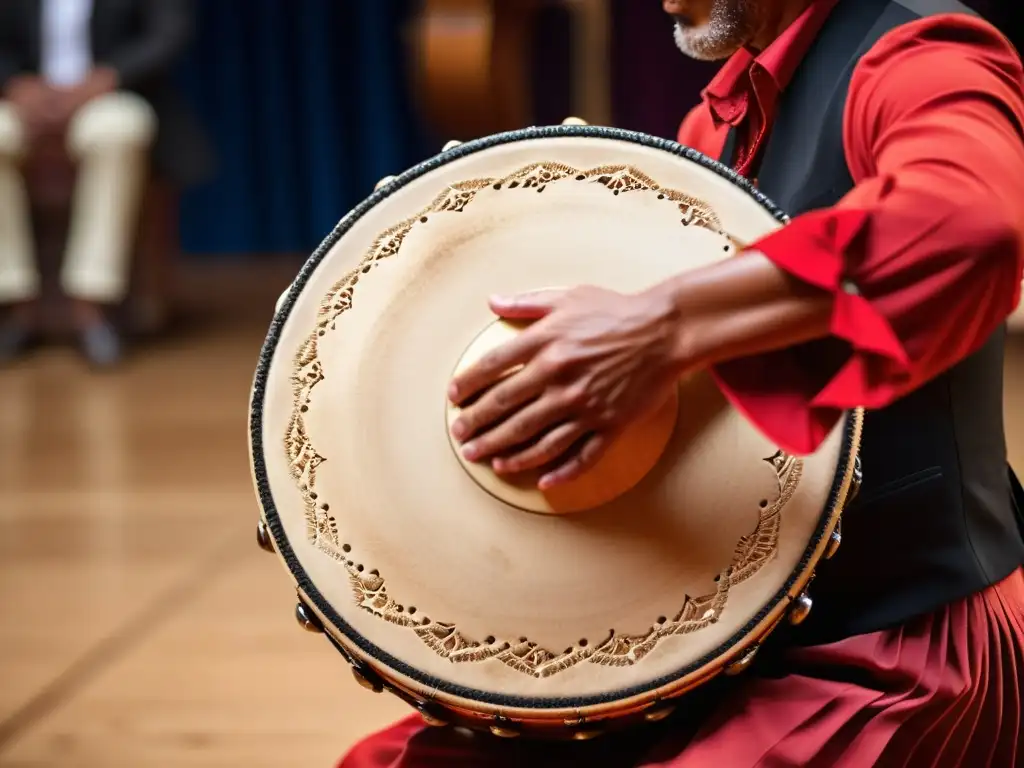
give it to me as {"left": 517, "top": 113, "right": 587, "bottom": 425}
{"left": 285, "top": 161, "right": 800, "bottom": 678}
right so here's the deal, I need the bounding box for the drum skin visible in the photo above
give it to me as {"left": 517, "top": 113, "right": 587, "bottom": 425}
{"left": 249, "top": 125, "right": 863, "bottom": 740}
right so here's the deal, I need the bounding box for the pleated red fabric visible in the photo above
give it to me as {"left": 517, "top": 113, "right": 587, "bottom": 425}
{"left": 338, "top": 568, "right": 1024, "bottom": 768}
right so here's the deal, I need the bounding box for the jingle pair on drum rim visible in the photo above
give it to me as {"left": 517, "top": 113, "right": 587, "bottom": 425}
{"left": 247, "top": 117, "right": 864, "bottom": 741}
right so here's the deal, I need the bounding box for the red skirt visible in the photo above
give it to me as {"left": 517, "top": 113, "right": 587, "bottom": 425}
{"left": 339, "top": 568, "right": 1024, "bottom": 768}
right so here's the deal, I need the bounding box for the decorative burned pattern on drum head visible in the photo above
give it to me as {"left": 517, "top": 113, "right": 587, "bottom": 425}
{"left": 283, "top": 163, "right": 797, "bottom": 678}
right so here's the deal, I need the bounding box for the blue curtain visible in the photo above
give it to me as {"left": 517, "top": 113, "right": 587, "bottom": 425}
{"left": 175, "top": 0, "right": 434, "bottom": 256}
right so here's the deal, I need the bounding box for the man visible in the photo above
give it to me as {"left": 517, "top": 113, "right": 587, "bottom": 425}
{"left": 342, "top": 0, "right": 1024, "bottom": 765}
{"left": 0, "top": 0, "right": 211, "bottom": 367}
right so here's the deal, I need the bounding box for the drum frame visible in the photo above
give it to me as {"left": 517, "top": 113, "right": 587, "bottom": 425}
{"left": 249, "top": 124, "right": 865, "bottom": 739}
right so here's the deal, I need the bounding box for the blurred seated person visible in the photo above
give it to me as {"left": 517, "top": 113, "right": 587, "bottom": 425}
{"left": 0, "top": 0, "right": 212, "bottom": 368}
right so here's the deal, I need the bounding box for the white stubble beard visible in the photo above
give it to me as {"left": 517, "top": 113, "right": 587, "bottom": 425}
{"left": 672, "top": 0, "right": 757, "bottom": 61}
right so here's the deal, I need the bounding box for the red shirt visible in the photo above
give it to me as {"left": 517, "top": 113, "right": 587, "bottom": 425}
{"left": 678, "top": 1, "right": 1024, "bottom": 455}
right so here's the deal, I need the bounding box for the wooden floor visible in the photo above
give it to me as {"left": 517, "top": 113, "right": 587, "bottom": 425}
{"left": 0, "top": 262, "right": 1022, "bottom": 767}
{"left": 0, "top": 263, "right": 410, "bottom": 768}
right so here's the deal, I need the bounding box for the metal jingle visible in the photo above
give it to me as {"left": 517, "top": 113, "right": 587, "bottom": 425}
{"left": 489, "top": 719, "right": 520, "bottom": 739}
{"left": 643, "top": 705, "right": 675, "bottom": 723}
{"left": 374, "top": 175, "right": 396, "bottom": 191}
{"left": 562, "top": 116, "right": 588, "bottom": 126}
{"left": 321, "top": 629, "right": 357, "bottom": 667}
{"left": 442, "top": 140, "right": 463, "bottom": 152}
{"left": 848, "top": 455, "right": 863, "bottom": 504}
{"left": 789, "top": 591, "right": 814, "bottom": 626}
{"left": 295, "top": 601, "right": 323, "bottom": 633}
{"left": 825, "top": 519, "right": 843, "bottom": 560}
{"left": 351, "top": 665, "right": 384, "bottom": 694}
{"left": 419, "top": 709, "right": 450, "bottom": 728}
{"left": 256, "top": 519, "right": 274, "bottom": 553}
{"left": 724, "top": 645, "right": 760, "bottom": 677}
{"left": 562, "top": 714, "right": 599, "bottom": 739}
{"left": 274, "top": 286, "right": 290, "bottom": 315}
{"left": 489, "top": 726, "right": 519, "bottom": 739}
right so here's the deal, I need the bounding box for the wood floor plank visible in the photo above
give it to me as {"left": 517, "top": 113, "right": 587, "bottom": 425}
{"left": 0, "top": 285, "right": 290, "bottom": 760}
{"left": 0, "top": 540, "right": 408, "bottom": 768}
{"left": 0, "top": 339, "right": 258, "bottom": 729}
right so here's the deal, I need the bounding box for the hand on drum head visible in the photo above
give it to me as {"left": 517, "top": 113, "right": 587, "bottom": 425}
{"left": 447, "top": 285, "right": 687, "bottom": 489}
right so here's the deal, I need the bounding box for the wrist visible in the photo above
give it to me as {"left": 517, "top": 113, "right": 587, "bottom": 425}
{"left": 640, "top": 278, "right": 705, "bottom": 376}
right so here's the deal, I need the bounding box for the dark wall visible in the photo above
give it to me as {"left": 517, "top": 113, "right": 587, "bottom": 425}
{"left": 609, "top": 0, "right": 721, "bottom": 140}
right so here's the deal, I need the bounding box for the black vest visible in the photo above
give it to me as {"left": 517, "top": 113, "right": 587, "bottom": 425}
{"left": 722, "top": 0, "right": 1024, "bottom": 645}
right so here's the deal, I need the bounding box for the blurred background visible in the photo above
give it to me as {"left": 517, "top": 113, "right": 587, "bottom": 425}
{"left": 0, "top": 1, "right": 1021, "bottom": 766}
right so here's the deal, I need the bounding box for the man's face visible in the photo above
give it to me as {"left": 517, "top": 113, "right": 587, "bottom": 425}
{"left": 664, "top": 0, "right": 766, "bottom": 61}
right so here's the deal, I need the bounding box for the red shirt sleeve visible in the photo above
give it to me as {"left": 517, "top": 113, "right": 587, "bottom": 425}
{"left": 710, "top": 15, "right": 1024, "bottom": 455}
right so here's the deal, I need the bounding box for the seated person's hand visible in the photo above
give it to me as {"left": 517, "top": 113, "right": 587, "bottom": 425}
{"left": 3, "top": 75, "right": 62, "bottom": 138}
{"left": 52, "top": 67, "right": 119, "bottom": 123}
{"left": 5, "top": 68, "right": 119, "bottom": 140}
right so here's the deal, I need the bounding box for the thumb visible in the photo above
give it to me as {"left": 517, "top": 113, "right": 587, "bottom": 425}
{"left": 489, "top": 288, "right": 566, "bottom": 319}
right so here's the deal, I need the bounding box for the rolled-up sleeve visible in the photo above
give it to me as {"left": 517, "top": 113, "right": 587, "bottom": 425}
{"left": 710, "top": 16, "right": 1024, "bottom": 455}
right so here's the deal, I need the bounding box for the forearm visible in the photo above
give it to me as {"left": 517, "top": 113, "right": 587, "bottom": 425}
{"left": 661, "top": 193, "right": 1021, "bottom": 457}
{"left": 653, "top": 250, "right": 834, "bottom": 375}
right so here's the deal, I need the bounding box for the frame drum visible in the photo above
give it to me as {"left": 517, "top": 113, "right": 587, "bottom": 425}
{"left": 249, "top": 125, "right": 863, "bottom": 740}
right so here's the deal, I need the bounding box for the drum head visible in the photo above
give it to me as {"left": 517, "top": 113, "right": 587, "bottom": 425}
{"left": 250, "top": 126, "right": 856, "bottom": 718}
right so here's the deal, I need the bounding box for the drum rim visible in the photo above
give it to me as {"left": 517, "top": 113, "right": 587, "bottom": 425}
{"left": 249, "top": 124, "right": 853, "bottom": 710}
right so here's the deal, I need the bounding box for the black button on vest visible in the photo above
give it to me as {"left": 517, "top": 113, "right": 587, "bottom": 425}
{"left": 721, "top": 0, "right": 1024, "bottom": 645}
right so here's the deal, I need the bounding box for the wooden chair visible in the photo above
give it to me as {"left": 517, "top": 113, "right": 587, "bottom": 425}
{"left": 23, "top": 136, "right": 179, "bottom": 340}
{"left": 411, "top": 0, "right": 612, "bottom": 140}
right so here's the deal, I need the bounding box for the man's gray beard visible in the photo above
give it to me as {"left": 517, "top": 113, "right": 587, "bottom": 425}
{"left": 672, "top": 0, "right": 756, "bottom": 61}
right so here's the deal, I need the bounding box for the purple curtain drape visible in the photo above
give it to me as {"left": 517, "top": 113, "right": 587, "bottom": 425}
{"left": 609, "top": 0, "right": 721, "bottom": 141}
